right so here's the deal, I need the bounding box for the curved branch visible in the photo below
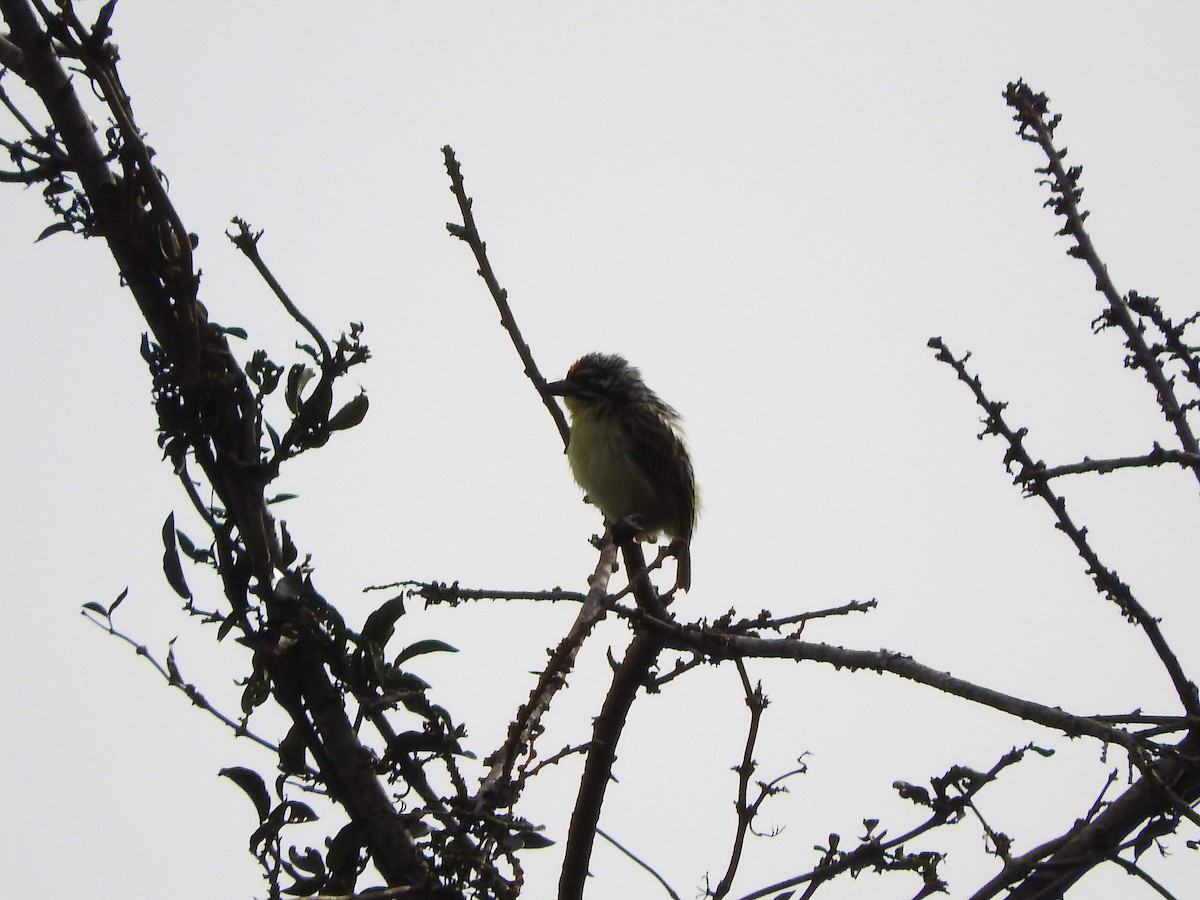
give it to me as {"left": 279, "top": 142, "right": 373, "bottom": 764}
{"left": 596, "top": 828, "right": 682, "bottom": 900}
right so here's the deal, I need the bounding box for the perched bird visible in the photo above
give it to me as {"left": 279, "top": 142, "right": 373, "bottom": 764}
{"left": 546, "top": 352, "right": 697, "bottom": 591}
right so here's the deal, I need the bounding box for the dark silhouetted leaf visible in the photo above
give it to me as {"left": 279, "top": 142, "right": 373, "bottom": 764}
{"left": 389, "top": 730, "right": 446, "bottom": 754}
{"left": 394, "top": 639, "right": 458, "bottom": 666}
{"left": 166, "top": 639, "right": 182, "bottom": 685}
{"left": 108, "top": 586, "right": 129, "bottom": 614}
{"left": 161, "top": 513, "right": 192, "bottom": 600}
{"left": 328, "top": 392, "right": 369, "bottom": 432}
{"left": 35, "top": 221, "right": 74, "bottom": 242}
{"left": 81, "top": 601, "right": 108, "bottom": 615}
{"left": 279, "top": 723, "right": 309, "bottom": 776}
{"left": 280, "top": 521, "right": 297, "bottom": 568}
{"left": 326, "top": 822, "right": 366, "bottom": 882}
{"left": 384, "top": 670, "right": 431, "bottom": 692}
{"left": 288, "top": 846, "right": 324, "bottom": 875}
{"left": 176, "top": 530, "right": 211, "bottom": 564}
{"left": 283, "top": 801, "right": 318, "bottom": 824}
{"left": 267, "top": 493, "right": 299, "bottom": 505}
{"left": 285, "top": 364, "right": 315, "bottom": 414}
{"left": 1133, "top": 815, "right": 1176, "bottom": 860}
{"left": 280, "top": 874, "right": 323, "bottom": 897}
{"left": 894, "top": 781, "right": 931, "bottom": 807}
{"left": 220, "top": 766, "right": 271, "bottom": 822}
{"left": 360, "top": 595, "right": 407, "bottom": 650}
{"left": 241, "top": 666, "right": 270, "bottom": 714}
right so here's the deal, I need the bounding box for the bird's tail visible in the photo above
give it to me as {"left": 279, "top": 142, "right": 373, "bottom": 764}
{"left": 670, "top": 538, "right": 691, "bottom": 593}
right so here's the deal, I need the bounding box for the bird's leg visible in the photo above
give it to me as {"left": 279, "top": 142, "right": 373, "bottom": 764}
{"left": 609, "top": 514, "right": 643, "bottom": 545}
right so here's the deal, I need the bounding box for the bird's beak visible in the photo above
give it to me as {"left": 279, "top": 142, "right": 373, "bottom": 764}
{"left": 544, "top": 378, "right": 577, "bottom": 397}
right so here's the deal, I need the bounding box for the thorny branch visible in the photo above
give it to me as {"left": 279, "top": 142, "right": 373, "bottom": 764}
{"left": 80, "top": 600, "right": 288, "bottom": 760}
{"left": 709, "top": 659, "right": 771, "bottom": 899}
{"left": 8, "top": 7, "right": 1200, "bottom": 894}
{"left": 442, "top": 145, "right": 571, "bottom": 448}
{"left": 556, "top": 536, "right": 677, "bottom": 900}
{"left": 1003, "top": 82, "right": 1200, "bottom": 477}
{"left": 0, "top": 3, "right": 500, "bottom": 895}
{"left": 736, "top": 745, "right": 1047, "bottom": 900}
{"left": 928, "top": 335, "right": 1200, "bottom": 719}
{"left": 474, "top": 539, "right": 620, "bottom": 812}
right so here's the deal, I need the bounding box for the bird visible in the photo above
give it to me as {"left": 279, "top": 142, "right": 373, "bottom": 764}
{"left": 546, "top": 352, "right": 697, "bottom": 592}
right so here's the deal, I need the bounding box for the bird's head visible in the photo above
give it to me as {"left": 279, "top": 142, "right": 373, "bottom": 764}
{"left": 546, "top": 352, "right": 653, "bottom": 414}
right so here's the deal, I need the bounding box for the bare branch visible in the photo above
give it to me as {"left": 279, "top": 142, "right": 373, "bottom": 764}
{"left": 397, "top": 580, "right": 588, "bottom": 607}
{"left": 737, "top": 746, "right": 1040, "bottom": 900}
{"left": 80, "top": 606, "right": 287, "bottom": 760}
{"left": 646, "top": 616, "right": 1142, "bottom": 750}
{"left": 596, "top": 829, "right": 683, "bottom": 900}
{"left": 709, "top": 659, "right": 768, "bottom": 899}
{"left": 1132, "top": 290, "right": 1200, "bottom": 395}
{"left": 0, "top": 30, "right": 23, "bottom": 69}
{"left": 442, "top": 145, "right": 571, "bottom": 449}
{"left": 1105, "top": 854, "right": 1183, "bottom": 900}
{"left": 726, "top": 598, "right": 878, "bottom": 634}
{"left": 929, "top": 336, "right": 1200, "bottom": 719}
{"left": 1039, "top": 446, "right": 1200, "bottom": 480}
{"left": 1004, "top": 81, "right": 1200, "bottom": 476}
{"left": 228, "top": 217, "right": 332, "bottom": 364}
{"left": 476, "top": 538, "right": 619, "bottom": 811}
{"left": 559, "top": 536, "right": 675, "bottom": 900}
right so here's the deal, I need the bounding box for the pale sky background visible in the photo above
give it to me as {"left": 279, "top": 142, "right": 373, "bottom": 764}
{"left": 3, "top": 3, "right": 1200, "bottom": 898}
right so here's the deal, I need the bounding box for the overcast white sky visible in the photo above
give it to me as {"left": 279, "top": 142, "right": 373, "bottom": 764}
{"left": 4, "top": 3, "right": 1200, "bottom": 898}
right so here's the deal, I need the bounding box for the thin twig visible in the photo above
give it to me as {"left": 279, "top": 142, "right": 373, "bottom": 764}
{"left": 964, "top": 832, "right": 1072, "bottom": 900}
{"left": 710, "top": 659, "right": 767, "bottom": 899}
{"left": 80, "top": 608, "right": 285, "bottom": 758}
{"left": 395, "top": 580, "right": 588, "bottom": 606}
{"left": 522, "top": 741, "right": 592, "bottom": 779}
{"left": 228, "top": 217, "right": 331, "bottom": 363}
{"left": 596, "top": 828, "right": 682, "bottom": 900}
{"left": 1105, "top": 854, "right": 1181, "bottom": 900}
{"left": 441, "top": 145, "right": 571, "bottom": 448}
{"left": 1134, "top": 291, "right": 1200, "bottom": 395}
{"left": 728, "top": 598, "right": 878, "bottom": 633}
{"left": 735, "top": 746, "right": 1037, "bottom": 900}
{"left": 1038, "top": 446, "right": 1200, "bottom": 480}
